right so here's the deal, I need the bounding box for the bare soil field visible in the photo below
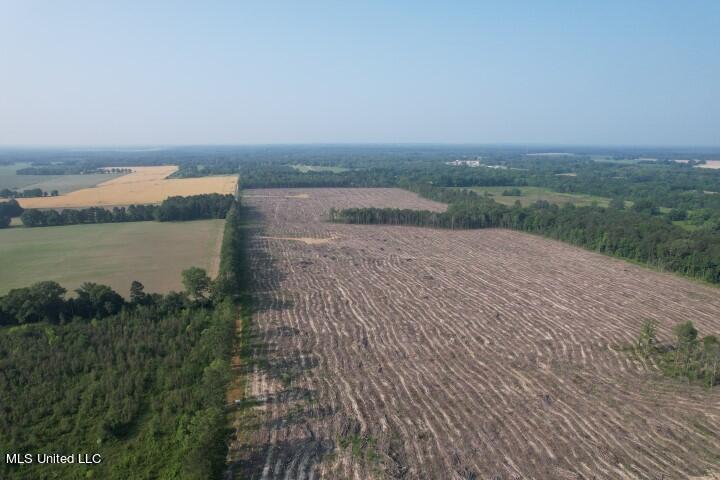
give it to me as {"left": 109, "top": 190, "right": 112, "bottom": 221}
{"left": 17, "top": 166, "right": 237, "bottom": 208}
{"left": 227, "top": 188, "right": 720, "bottom": 480}
{"left": 698, "top": 160, "right": 720, "bottom": 169}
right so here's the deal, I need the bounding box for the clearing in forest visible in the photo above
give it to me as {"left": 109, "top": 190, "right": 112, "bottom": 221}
{"left": 17, "top": 166, "right": 237, "bottom": 208}
{"left": 0, "top": 219, "right": 225, "bottom": 296}
{"left": 227, "top": 187, "right": 720, "bottom": 480}
{"left": 464, "top": 185, "right": 613, "bottom": 207}
{"left": 289, "top": 164, "right": 349, "bottom": 173}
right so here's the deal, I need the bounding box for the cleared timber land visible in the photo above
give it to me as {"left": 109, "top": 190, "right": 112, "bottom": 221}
{"left": 228, "top": 188, "right": 720, "bottom": 480}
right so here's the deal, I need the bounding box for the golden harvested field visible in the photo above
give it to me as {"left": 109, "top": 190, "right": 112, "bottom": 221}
{"left": 227, "top": 188, "right": 720, "bottom": 480}
{"left": 17, "top": 166, "right": 237, "bottom": 208}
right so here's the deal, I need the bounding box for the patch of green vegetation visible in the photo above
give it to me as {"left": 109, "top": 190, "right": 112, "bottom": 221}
{"left": 635, "top": 320, "right": 720, "bottom": 388}
{"left": 0, "top": 301, "right": 236, "bottom": 480}
{"left": 289, "top": 164, "right": 349, "bottom": 173}
{"left": 338, "top": 434, "right": 380, "bottom": 464}
{"left": 590, "top": 156, "right": 648, "bottom": 164}
{"left": 0, "top": 163, "right": 54, "bottom": 190}
{"left": 463, "top": 186, "right": 613, "bottom": 207}
{"left": 673, "top": 220, "right": 703, "bottom": 231}
{"left": 16, "top": 172, "right": 124, "bottom": 194}
{"left": 693, "top": 420, "right": 715, "bottom": 437}
{"left": 0, "top": 163, "right": 123, "bottom": 193}
{"left": 0, "top": 220, "right": 225, "bottom": 296}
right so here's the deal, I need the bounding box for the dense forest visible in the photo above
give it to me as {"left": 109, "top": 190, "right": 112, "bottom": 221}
{"left": 0, "top": 199, "right": 247, "bottom": 479}
{"left": 19, "top": 193, "right": 234, "bottom": 227}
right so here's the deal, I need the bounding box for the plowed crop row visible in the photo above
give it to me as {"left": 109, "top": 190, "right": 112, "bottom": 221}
{"left": 227, "top": 188, "right": 720, "bottom": 480}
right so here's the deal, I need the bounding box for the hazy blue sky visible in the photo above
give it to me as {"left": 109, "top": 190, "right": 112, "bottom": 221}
{"left": 1, "top": 1, "right": 718, "bottom": 146}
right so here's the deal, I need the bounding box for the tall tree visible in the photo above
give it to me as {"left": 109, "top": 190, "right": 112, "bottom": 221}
{"left": 182, "top": 267, "right": 212, "bottom": 301}
{"left": 74, "top": 283, "right": 124, "bottom": 318}
{"left": 637, "top": 319, "right": 658, "bottom": 357}
{"left": 130, "top": 280, "right": 147, "bottom": 304}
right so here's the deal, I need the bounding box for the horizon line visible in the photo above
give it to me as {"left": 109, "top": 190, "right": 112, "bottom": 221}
{"left": 1, "top": 142, "right": 720, "bottom": 150}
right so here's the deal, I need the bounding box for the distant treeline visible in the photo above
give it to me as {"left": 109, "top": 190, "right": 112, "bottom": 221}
{"left": 1, "top": 187, "right": 59, "bottom": 199}
{"left": 1, "top": 280, "right": 146, "bottom": 326}
{"left": 330, "top": 185, "right": 720, "bottom": 284}
{"left": 14, "top": 166, "right": 131, "bottom": 175}
{"left": 20, "top": 193, "right": 234, "bottom": 227}
{"left": 237, "top": 164, "right": 396, "bottom": 188}
{"left": 0, "top": 265, "right": 221, "bottom": 327}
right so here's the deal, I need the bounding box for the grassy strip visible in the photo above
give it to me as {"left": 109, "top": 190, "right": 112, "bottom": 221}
{"left": 220, "top": 200, "right": 266, "bottom": 478}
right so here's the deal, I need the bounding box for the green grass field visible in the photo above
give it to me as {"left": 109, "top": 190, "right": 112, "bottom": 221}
{"left": 0, "top": 220, "right": 225, "bottom": 296}
{"left": 673, "top": 220, "right": 703, "bottom": 231}
{"left": 290, "top": 164, "right": 349, "bottom": 173}
{"left": 17, "top": 173, "right": 124, "bottom": 194}
{"left": 463, "top": 186, "right": 613, "bottom": 207}
{"left": 0, "top": 163, "right": 123, "bottom": 193}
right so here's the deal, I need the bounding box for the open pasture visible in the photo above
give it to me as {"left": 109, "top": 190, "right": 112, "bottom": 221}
{"left": 17, "top": 165, "right": 237, "bottom": 208}
{"left": 464, "top": 185, "right": 613, "bottom": 207}
{"left": 0, "top": 163, "right": 45, "bottom": 190}
{"left": 0, "top": 219, "right": 225, "bottom": 296}
{"left": 0, "top": 162, "right": 65, "bottom": 191}
{"left": 17, "top": 172, "right": 125, "bottom": 194}
{"left": 0, "top": 163, "right": 124, "bottom": 193}
{"left": 228, "top": 188, "right": 720, "bottom": 480}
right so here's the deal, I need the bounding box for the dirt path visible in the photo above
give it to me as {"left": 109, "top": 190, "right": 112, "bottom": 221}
{"left": 208, "top": 222, "right": 226, "bottom": 278}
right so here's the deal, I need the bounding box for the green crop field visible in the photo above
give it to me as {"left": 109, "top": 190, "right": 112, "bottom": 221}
{"left": 15, "top": 173, "right": 125, "bottom": 194}
{"left": 0, "top": 163, "right": 124, "bottom": 193}
{"left": 0, "top": 163, "right": 53, "bottom": 190}
{"left": 0, "top": 220, "right": 225, "bottom": 296}
{"left": 463, "top": 186, "right": 614, "bottom": 207}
